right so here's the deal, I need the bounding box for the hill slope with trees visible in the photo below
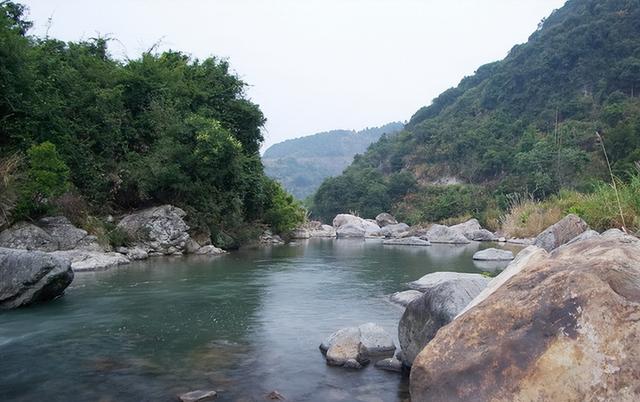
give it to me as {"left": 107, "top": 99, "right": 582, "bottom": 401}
{"left": 262, "top": 122, "right": 403, "bottom": 199}
{"left": 0, "top": 2, "right": 304, "bottom": 247}
{"left": 313, "top": 0, "right": 640, "bottom": 229}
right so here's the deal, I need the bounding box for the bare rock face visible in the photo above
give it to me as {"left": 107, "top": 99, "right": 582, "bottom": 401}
{"left": 533, "top": 213, "right": 589, "bottom": 251}
{"left": 0, "top": 247, "right": 74, "bottom": 309}
{"left": 117, "top": 205, "right": 191, "bottom": 255}
{"left": 410, "top": 235, "right": 640, "bottom": 402}
{"left": 400, "top": 272, "right": 489, "bottom": 366}
{"left": 375, "top": 213, "right": 398, "bottom": 227}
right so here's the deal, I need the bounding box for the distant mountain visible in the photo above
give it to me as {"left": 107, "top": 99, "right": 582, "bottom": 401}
{"left": 262, "top": 122, "right": 404, "bottom": 199}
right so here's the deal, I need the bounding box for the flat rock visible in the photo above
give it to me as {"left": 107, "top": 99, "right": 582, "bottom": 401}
{"left": 51, "top": 250, "right": 130, "bottom": 271}
{"left": 422, "top": 224, "right": 470, "bottom": 244}
{"left": 178, "top": 390, "right": 217, "bottom": 402}
{"left": 374, "top": 356, "right": 403, "bottom": 373}
{"left": 533, "top": 213, "right": 589, "bottom": 252}
{"left": 472, "top": 248, "right": 514, "bottom": 261}
{"left": 390, "top": 290, "right": 423, "bottom": 307}
{"left": 400, "top": 272, "right": 489, "bottom": 366}
{"left": 0, "top": 247, "right": 74, "bottom": 310}
{"left": 411, "top": 236, "right": 640, "bottom": 402}
{"left": 383, "top": 237, "right": 430, "bottom": 246}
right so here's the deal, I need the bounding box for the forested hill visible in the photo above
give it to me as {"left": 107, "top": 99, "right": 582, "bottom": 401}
{"left": 262, "top": 122, "right": 403, "bottom": 199}
{"left": 0, "top": 2, "right": 304, "bottom": 247}
{"left": 313, "top": 0, "right": 640, "bottom": 223}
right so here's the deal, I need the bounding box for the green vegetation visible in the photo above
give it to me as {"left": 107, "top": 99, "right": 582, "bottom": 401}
{"left": 0, "top": 2, "right": 304, "bottom": 243}
{"left": 262, "top": 123, "right": 403, "bottom": 199}
{"left": 312, "top": 0, "right": 640, "bottom": 232}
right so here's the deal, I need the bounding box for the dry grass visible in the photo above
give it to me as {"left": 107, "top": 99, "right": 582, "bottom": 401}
{"left": 0, "top": 154, "right": 22, "bottom": 228}
{"left": 500, "top": 194, "right": 564, "bottom": 238}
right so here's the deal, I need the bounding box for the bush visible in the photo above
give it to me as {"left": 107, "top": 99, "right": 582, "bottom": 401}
{"left": 0, "top": 154, "right": 21, "bottom": 228}
{"left": 262, "top": 179, "right": 306, "bottom": 234}
{"left": 13, "top": 142, "right": 70, "bottom": 220}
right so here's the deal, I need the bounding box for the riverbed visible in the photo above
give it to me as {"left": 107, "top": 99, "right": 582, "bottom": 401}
{"left": 0, "top": 239, "right": 517, "bottom": 401}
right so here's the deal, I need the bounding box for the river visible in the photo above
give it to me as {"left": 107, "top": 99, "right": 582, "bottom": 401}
{"left": 0, "top": 239, "right": 516, "bottom": 402}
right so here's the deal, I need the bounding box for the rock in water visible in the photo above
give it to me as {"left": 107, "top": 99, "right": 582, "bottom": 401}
{"left": 400, "top": 272, "right": 489, "bottom": 366}
{"left": 383, "top": 237, "right": 430, "bottom": 246}
{"left": 533, "top": 213, "right": 588, "bottom": 251}
{"left": 117, "top": 205, "right": 191, "bottom": 255}
{"left": 336, "top": 223, "right": 366, "bottom": 238}
{"left": 410, "top": 235, "right": 640, "bottom": 402}
{"left": 324, "top": 327, "right": 364, "bottom": 366}
{"left": 422, "top": 224, "right": 470, "bottom": 244}
{"left": 51, "top": 250, "right": 130, "bottom": 271}
{"left": 375, "top": 213, "right": 398, "bottom": 227}
{"left": 320, "top": 323, "right": 396, "bottom": 368}
{"left": 0, "top": 247, "right": 74, "bottom": 310}
{"left": 289, "top": 227, "right": 311, "bottom": 239}
{"left": 178, "top": 390, "right": 217, "bottom": 402}
{"left": 358, "top": 322, "right": 396, "bottom": 356}
{"left": 332, "top": 214, "right": 382, "bottom": 238}
{"left": 390, "top": 290, "right": 423, "bottom": 307}
{"left": 375, "top": 356, "right": 404, "bottom": 373}
{"left": 472, "top": 248, "right": 514, "bottom": 261}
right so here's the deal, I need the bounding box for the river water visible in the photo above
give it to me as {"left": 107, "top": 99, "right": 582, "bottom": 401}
{"left": 0, "top": 239, "right": 517, "bottom": 402}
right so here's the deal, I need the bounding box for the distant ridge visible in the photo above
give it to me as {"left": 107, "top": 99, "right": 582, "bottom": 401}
{"left": 262, "top": 122, "right": 404, "bottom": 199}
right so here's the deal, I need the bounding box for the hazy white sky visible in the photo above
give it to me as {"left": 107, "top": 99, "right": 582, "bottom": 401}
{"left": 22, "top": 0, "right": 566, "bottom": 150}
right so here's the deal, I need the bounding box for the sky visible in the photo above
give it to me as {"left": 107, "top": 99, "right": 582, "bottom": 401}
{"left": 21, "top": 0, "right": 567, "bottom": 151}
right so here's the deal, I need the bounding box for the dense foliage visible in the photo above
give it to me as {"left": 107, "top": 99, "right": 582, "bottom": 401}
{"left": 0, "top": 1, "right": 304, "bottom": 243}
{"left": 313, "top": 0, "right": 640, "bottom": 226}
{"left": 262, "top": 122, "right": 403, "bottom": 199}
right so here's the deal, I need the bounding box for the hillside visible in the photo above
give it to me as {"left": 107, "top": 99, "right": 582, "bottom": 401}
{"left": 262, "top": 122, "right": 403, "bottom": 199}
{"left": 313, "top": 0, "right": 640, "bottom": 224}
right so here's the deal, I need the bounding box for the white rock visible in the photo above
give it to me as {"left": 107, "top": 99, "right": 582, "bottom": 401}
{"left": 423, "top": 224, "right": 470, "bottom": 244}
{"left": 472, "top": 248, "right": 514, "bottom": 261}
{"left": 383, "top": 237, "right": 430, "bottom": 246}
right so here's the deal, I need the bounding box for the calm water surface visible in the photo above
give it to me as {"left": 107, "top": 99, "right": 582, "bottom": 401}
{"left": 0, "top": 239, "right": 518, "bottom": 402}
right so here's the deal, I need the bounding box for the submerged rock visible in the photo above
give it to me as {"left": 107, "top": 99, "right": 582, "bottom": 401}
{"left": 533, "top": 213, "right": 589, "bottom": 252}
{"left": 422, "top": 224, "right": 470, "bottom": 244}
{"left": 178, "top": 390, "right": 217, "bottom": 402}
{"left": 320, "top": 323, "right": 395, "bottom": 368}
{"left": 472, "top": 248, "right": 514, "bottom": 261}
{"left": 0, "top": 247, "right": 74, "bottom": 310}
{"left": 375, "top": 213, "right": 398, "bottom": 227}
{"left": 389, "top": 290, "right": 423, "bottom": 307}
{"left": 411, "top": 236, "right": 640, "bottom": 402}
{"left": 400, "top": 272, "right": 489, "bottom": 366}
{"left": 383, "top": 237, "right": 430, "bottom": 246}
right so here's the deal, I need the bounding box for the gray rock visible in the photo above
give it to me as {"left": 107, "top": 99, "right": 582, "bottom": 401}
{"left": 533, "top": 214, "right": 589, "bottom": 252}
{"left": 343, "top": 359, "right": 363, "bottom": 369}
{"left": 126, "top": 247, "right": 149, "bottom": 260}
{"left": 565, "top": 229, "right": 601, "bottom": 246}
{"left": 468, "top": 229, "right": 498, "bottom": 242}
{"left": 472, "top": 248, "right": 514, "bottom": 261}
{"left": 260, "top": 230, "right": 284, "bottom": 245}
{"left": 185, "top": 238, "right": 203, "bottom": 254}
{"left": 506, "top": 237, "right": 535, "bottom": 245}
{"left": 336, "top": 223, "right": 365, "bottom": 238}
{"left": 0, "top": 247, "right": 74, "bottom": 310}
{"left": 195, "top": 245, "right": 225, "bottom": 255}
{"left": 324, "top": 326, "right": 364, "bottom": 366}
{"left": 117, "top": 205, "right": 191, "bottom": 255}
{"left": 601, "top": 228, "right": 625, "bottom": 238}
{"left": 375, "top": 213, "right": 398, "bottom": 227}
{"left": 383, "top": 237, "right": 430, "bottom": 246}
{"left": 178, "top": 390, "right": 217, "bottom": 402}
{"left": 51, "top": 250, "right": 130, "bottom": 272}
{"left": 332, "top": 214, "right": 362, "bottom": 228}
{"left": 289, "top": 227, "right": 311, "bottom": 239}
{"left": 0, "top": 222, "right": 58, "bottom": 251}
{"left": 390, "top": 290, "right": 423, "bottom": 307}
{"left": 358, "top": 322, "right": 396, "bottom": 356}
{"left": 37, "top": 216, "right": 100, "bottom": 250}
{"left": 310, "top": 224, "right": 337, "bottom": 238}
{"left": 422, "top": 224, "right": 470, "bottom": 244}
{"left": 374, "top": 356, "right": 403, "bottom": 373}
{"left": 380, "top": 223, "right": 411, "bottom": 238}
{"left": 450, "top": 219, "right": 481, "bottom": 236}
{"left": 399, "top": 272, "right": 490, "bottom": 366}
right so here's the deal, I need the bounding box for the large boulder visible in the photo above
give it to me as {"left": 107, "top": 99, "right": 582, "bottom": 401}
{"left": 410, "top": 235, "right": 640, "bottom": 402}
{"left": 533, "top": 213, "right": 589, "bottom": 252}
{"left": 422, "top": 224, "right": 470, "bottom": 244}
{"left": 309, "top": 224, "right": 336, "bottom": 238}
{"left": 472, "top": 248, "right": 514, "bottom": 261}
{"left": 0, "top": 217, "right": 101, "bottom": 252}
{"left": 332, "top": 214, "right": 382, "bottom": 238}
{"left": 320, "top": 323, "right": 395, "bottom": 368}
{"left": 117, "top": 205, "right": 191, "bottom": 255}
{"left": 333, "top": 214, "right": 362, "bottom": 228}
{"left": 0, "top": 247, "right": 74, "bottom": 310}
{"left": 375, "top": 213, "right": 398, "bottom": 227}
{"left": 449, "top": 219, "right": 481, "bottom": 236}
{"left": 336, "top": 223, "right": 366, "bottom": 238}
{"left": 0, "top": 222, "right": 58, "bottom": 251}
{"left": 400, "top": 272, "right": 489, "bottom": 366}
{"left": 380, "top": 223, "right": 410, "bottom": 238}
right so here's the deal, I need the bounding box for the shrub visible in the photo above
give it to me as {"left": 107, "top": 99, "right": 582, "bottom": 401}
{"left": 0, "top": 154, "right": 21, "bottom": 227}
